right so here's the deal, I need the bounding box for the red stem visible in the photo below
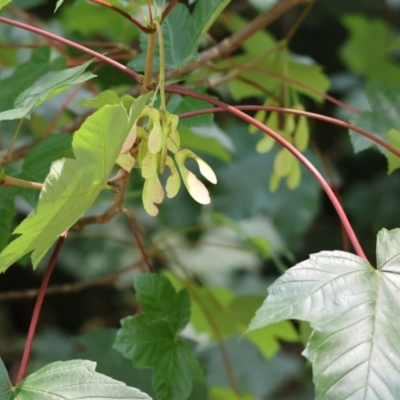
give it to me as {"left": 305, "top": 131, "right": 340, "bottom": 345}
{"left": 0, "top": 16, "right": 368, "bottom": 260}
{"left": 89, "top": 0, "right": 155, "bottom": 33}
{"left": 166, "top": 86, "right": 368, "bottom": 261}
{"left": 15, "top": 231, "right": 68, "bottom": 385}
{"left": 162, "top": 0, "right": 179, "bottom": 22}
{"left": 240, "top": 66, "right": 361, "bottom": 114}
{"left": 0, "top": 17, "right": 141, "bottom": 83}
{"left": 179, "top": 105, "right": 400, "bottom": 159}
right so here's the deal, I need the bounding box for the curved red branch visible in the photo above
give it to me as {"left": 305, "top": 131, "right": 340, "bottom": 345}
{"left": 0, "top": 17, "right": 141, "bottom": 83}
{"left": 179, "top": 105, "right": 400, "bottom": 159}
{"left": 166, "top": 85, "right": 368, "bottom": 261}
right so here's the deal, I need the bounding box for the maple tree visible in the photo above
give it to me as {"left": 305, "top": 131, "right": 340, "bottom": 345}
{"left": 0, "top": 0, "right": 400, "bottom": 399}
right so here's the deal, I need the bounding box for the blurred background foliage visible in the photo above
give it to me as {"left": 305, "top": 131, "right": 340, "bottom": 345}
{"left": 1, "top": 0, "right": 400, "bottom": 398}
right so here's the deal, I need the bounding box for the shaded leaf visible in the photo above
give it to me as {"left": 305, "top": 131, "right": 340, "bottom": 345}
{"left": 0, "top": 60, "right": 95, "bottom": 121}
{"left": 131, "top": 0, "right": 229, "bottom": 71}
{"left": 249, "top": 228, "right": 400, "bottom": 400}
{"left": 179, "top": 124, "right": 232, "bottom": 163}
{"left": 340, "top": 14, "right": 400, "bottom": 88}
{"left": 0, "top": 47, "right": 65, "bottom": 113}
{"left": 114, "top": 274, "right": 202, "bottom": 400}
{"left": 349, "top": 82, "right": 400, "bottom": 153}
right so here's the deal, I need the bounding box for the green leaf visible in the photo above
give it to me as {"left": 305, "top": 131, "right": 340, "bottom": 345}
{"left": 166, "top": 272, "right": 298, "bottom": 358}
{"left": 248, "top": 228, "right": 400, "bottom": 399}
{"left": 0, "top": 357, "right": 151, "bottom": 399}
{"left": 78, "top": 90, "right": 124, "bottom": 109}
{"left": 219, "top": 14, "right": 329, "bottom": 102}
{"left": 76, "top": 329, "right": 155, "bottom": 397}
{"left": 179, "top": 124, "right": 232, "bottom": 163}
{"left": 0, "top": 187, "right": 16, "bottom": 252}
{"left": 114, "top": 274, "right": 203, "bottom": 400}
{"left": 0, "top": 60, "right": 95, "bottom": 121}
{"left": 340, "top": 15, "right": 400, "bottom": 88}
{"left": 192, "top": 0, "right": 230, "bottom": 38}
{"left": 387, "top": 129, "right": 400, "bottom": 173}
{"left": 0, "top": 47, "right": 65, "bottom": 113}
{"left": 0, "top": 0, "right": 11, "bottom": 10}
{"left": 209, "top": 387, "right": 255, "bottom": 400}
{"left": 171, "top": 94, "right": 213, "bottom": 128}
{"left": 131, "top": 0, "right": 229, "bottom": 71}
{"left": 61, "top": 1, "right": 139, "bottom": 41}
{"left": 0, "top": 103, "right": 146, "bottom": 272}
{"left": 18, "top": 134, "right": 73, "bottom": 206}
{"left": 349, "top": 82, "right": 400, "bottom": 153}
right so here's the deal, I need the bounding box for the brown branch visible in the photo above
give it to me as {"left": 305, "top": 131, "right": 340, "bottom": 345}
{"left": 0, "top": 261, "right": 142, "bottom": 302}
{"left": 164, "top": 0, "right": 314, "bottom": 80}
{"left": 73, "top": 169, "right": 129, "bottom": 229}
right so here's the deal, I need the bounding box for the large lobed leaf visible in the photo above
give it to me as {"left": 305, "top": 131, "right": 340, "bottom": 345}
{"left": 114, "top": 274, "right": 203, "bottom": 400}
{"left": 0, "top": 357, "right": 151, "bottom": 399}
{"left": 248, "top": 228, "right": 400, "bottom": 399}
{"left": 0, "top": 101, "right": 146, "bottom": 273}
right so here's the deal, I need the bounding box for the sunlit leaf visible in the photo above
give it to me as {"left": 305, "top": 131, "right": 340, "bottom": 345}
{"left": 209, "top": 387, "right": 255, "bottom": 400}
{"left": 387, "top": 129, "right": 400, "bottom": 173}
{"left": 249, "top": 228, "right": 400, "bottom": 399}
{"left": 0, "top": 0, "right": 11, "bottom": 10}
{"left": 0, "top": 357, "right": 151, "bottom": 399}
{"left": 0, "top": 103, "right": 147, "bottom": 272}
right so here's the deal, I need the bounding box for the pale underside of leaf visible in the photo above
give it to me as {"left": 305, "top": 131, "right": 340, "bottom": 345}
{"left": 248, "top": 229, "right": 400, "bottom": 400}
{"left": 3, "top": 359, "right": 152, "bottom": 399}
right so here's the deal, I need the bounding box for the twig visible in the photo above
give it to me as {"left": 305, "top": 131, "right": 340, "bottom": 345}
{"left": 0, "top": 261, "right": 141, "bottom": 302}
{"left": 124, "top": 210, "right": 153, "bottom": 273}
{"left": 163, "top": 0, "right": 314, "bottom": 81}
